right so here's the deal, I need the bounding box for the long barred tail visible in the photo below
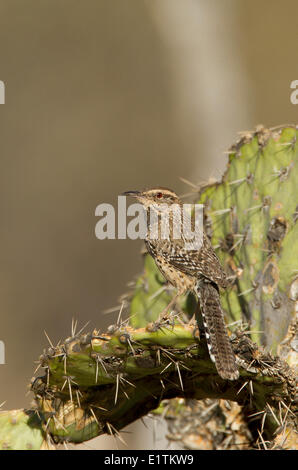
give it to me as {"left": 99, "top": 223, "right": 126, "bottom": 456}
{"left": 195, "top": 281, "right": 239, "bottom": 380}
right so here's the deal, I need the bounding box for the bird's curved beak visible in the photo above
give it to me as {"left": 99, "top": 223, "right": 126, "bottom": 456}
{"left": 121, "top": 190, "right": 141, "bottom": 198}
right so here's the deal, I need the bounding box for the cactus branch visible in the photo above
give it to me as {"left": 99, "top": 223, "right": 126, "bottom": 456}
{"left": 1, "top": 323, "right": 296, "bottom": 448}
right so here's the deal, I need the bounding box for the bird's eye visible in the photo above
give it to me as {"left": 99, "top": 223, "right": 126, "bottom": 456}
{"left": 156, "top": 192, "right": 163, "bottom": 199}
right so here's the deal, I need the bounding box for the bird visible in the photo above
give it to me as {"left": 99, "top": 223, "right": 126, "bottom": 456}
{"left": 122, "top": 187, "right": 239, "bottom": 381}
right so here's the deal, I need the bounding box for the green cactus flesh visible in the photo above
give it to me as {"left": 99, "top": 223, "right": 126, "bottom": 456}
{"left": 0, "top": 410, "right": 45, "bottom": 450}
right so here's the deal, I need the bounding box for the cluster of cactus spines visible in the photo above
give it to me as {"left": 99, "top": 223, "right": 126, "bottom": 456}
{"left": 278, "top": 316, "right": 298, "bottom": 370}
{"left": 161, "top": 398, "right": 253, "bottom": 450}
{"left": 0, "top": 125, "right": 297, "bottom": 450}
{"left": 162, "top": 394, "right": 298, "bottom": 450}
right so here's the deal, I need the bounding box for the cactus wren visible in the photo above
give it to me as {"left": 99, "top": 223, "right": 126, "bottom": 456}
{"left": 123, "top": 187, "right": 239, "bottom": 380}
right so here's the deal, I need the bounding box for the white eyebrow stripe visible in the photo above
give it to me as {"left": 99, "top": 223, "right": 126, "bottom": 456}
{"left": 146, "top": 188, "right": 178, "bottom": 199}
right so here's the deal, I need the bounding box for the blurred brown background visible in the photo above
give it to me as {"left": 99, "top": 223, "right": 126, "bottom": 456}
{"left": 0, "top": 0, "right": 297, "bottom": 449}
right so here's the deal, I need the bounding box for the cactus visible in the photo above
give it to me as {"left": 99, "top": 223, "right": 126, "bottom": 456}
{"left": 0, "top": 125, "right": 297, "bottom": 450}
{"left": 130, "top": 125, "right": 298, "bottom": 353}
{"left": 1, "top": 324, "right": 296, "bottom": 449}
{"left": 198, "top": 125, "right": 298, "bottom": 353}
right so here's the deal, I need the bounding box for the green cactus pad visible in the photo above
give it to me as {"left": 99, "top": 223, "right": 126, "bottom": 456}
{"left": 0, "top": 410, "right": 45, "bottom": 450}
{"left": 199, "top": 126, "right": 297, "bottom": 351}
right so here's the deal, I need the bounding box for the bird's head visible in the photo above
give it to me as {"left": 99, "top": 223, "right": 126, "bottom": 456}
{"left": 122, "top": 188, "right": 180, "bottom": 211}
